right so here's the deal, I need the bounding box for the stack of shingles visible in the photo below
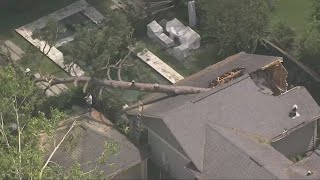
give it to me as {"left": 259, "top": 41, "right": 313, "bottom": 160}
{"left": 34, "top": 73, "right": 69, "bottom": 96}
{"left": 147, "top": 20, "right": 174, "bottom": 48}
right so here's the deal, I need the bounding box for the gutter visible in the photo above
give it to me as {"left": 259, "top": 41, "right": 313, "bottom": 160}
{"left": 271, "top": 115, "right": 320, "bottom": 142}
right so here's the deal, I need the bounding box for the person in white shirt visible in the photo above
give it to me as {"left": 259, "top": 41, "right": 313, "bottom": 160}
{"left": 84, "top": 94, "right": 93, "bottom": 114}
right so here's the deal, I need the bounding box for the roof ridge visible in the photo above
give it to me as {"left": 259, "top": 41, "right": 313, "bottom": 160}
{"left": 191, "top": 74, "right": 251, "bottom": 103}
{"left": 206, "top": 123, "right": 281, "bottom": 178}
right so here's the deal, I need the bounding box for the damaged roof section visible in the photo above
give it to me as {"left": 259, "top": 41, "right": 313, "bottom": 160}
{"left": 127, "top": 52, "right": 289, "bottom": 117}
{"left": 126, "top": 52, "right": 320, "bottom": 179}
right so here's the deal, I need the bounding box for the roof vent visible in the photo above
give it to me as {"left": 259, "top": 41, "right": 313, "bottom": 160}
{"left": 306, "top": 170, "right": 313, "bottom": 176}
{"left": 289, "top": 104, "right": 300, "bottom": 119}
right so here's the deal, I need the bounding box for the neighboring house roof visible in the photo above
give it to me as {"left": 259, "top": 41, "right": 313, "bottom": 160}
{"left": 126, "top": 52, "right": 320, "bottom": 179}
{"left": 45, "top": 113, "right": 150, "bottom": 178}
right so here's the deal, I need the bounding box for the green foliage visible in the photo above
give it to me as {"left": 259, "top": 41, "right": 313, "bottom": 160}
{"left": 95, "top": 90, "right": 125, "bottom": 122}
{"left": 197, "top": 0, "right": 270, "bottom": 55}
{"left": 312, "top": 0, "right": 320, "bottom": 26}
{"left": 298, "top": 0, "right": 320, "bottom": 73}
{"left": 63, "top": 11, "right": 133, "bottom": 76}
{"left": 32, "top": 18, "right": 65, "bottom": 48}
{"left": 270, "top": 21, "right": 296, "bottom": 50}
{"left": 97, "top": 139, "right": 120, "bottom": 165}
{"left": 40, "top": 87, "right": 86, "bottom": 116}
{"left": 0, "top": 66, "right": 97, "bottom": 178}
{"left": 299, "top": 27, "right": 320, "bottom": 72}
{"left": 300, "top": 28, "right": 320, "bottom": 56}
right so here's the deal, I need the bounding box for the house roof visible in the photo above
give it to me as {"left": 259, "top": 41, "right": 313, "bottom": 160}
{"left": 126, "top": 52, "right": 320, "bottom": 178}
{"left": 46, "top": 114, "right": 150, "bottom": 177}
{"left": 199, "top": 124, "right": 278, "bottom": 179}
{"left": 200, "top": 123, "right": 320, "bottom": 179}
{"left": 160, "top": 76, "right": 320, "bottom": 172}
{"left": 127, "top": 52, "right": 283, "bottom": 116}
{"left": 286, "top": 151, "right": 320, "bottom": 179}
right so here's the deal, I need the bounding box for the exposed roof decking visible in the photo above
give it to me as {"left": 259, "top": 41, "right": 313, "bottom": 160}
{"left": 127, "top": 52, "right": 283, "bottom": 116}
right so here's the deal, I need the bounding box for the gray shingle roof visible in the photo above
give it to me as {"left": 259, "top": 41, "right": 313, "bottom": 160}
{"left": 141, "top": 116, "right": 188, "bottom": 157}
{"left": 158, "top": 76, "right": 320, "bottom": 172}
{"left": 127, "top": 52, "right": 283, "bottom": 116}
{"left": 47, "top": 115, "right": 150, "bottom": 177}
{"left": 287, "top": 152, "right": 320, "bottom": 179}
{"left": 200, "top": 125, "right": 277, "bottom": 179}
{"left": 126, "top": 52, "right": 320, "bottom": 178}
{"left": 210, "top": 122, "right": 293, "bottom": 179}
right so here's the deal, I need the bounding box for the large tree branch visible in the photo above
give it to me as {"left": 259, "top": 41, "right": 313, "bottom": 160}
{"left": 0, "top": 112, "right": 22, "bottom": 179}
{"left": 117, "top": 49, "right": 133, "bottom": 81}
{"left": 34, "top": 76, "right": 210, "bottom": 95}
{"left": 39, "top": 119, "right": 77, "bottom": 178}
{"left": 12, "top": 96, "right": 22, "bottom": 169}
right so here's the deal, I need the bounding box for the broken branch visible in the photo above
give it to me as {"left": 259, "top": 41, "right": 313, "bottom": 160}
{"left": 39, "top": 119, "right": 77, "bottom": 178}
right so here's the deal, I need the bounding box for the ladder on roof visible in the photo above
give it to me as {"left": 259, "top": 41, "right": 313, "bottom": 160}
{"left": 132, "top": 100, "right": 144, "bottom": 140}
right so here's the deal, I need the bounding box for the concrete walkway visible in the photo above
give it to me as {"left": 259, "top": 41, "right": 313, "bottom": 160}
{"left": 0, "top": 40, "right": 25, "bottom": 61}
{"left": 15, "top": 0, "right": 105, "bottom": 76}
{"left": 16, "top": 0, "right": 104, "bottom": 32}
{"left": 34, "top": 73, "right": 69, "bottom": 96}
{"left": 137, "top": 49, "right": 184, "bottom": 84}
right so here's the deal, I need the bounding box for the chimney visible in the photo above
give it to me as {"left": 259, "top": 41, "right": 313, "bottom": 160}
{"left": 289, "top": 104, "right": 300, "bottom": 119}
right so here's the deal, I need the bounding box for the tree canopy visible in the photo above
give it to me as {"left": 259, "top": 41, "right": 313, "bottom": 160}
{"left": 63, "top": 11, "right": 133, "bottom": 77}
{"left": 0, "top": 66, "right": 105, "bottom": 179}
{"left": 298, "top": 0, "right": 320, "bottom": 74}
{"left": 197, "top": 0, "right": 270, "bottom": 55}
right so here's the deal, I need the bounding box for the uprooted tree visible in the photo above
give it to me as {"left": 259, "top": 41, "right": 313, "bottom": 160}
{"left": 34, "top": 76, "right": 210, "bottom": 95}
{"left": 0, "top": 34, "right": 212, "bottom": 178}
{"left": 0, "top": 3, "right": 217, "bottom": 178}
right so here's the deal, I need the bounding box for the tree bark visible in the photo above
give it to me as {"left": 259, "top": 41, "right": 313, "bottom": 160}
{"left": 34, "top": 76, "right": 210, "bottom": 95}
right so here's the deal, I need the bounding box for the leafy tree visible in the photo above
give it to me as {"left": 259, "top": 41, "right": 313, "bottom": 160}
{"left": 31, "top": 18, "right": 65, "bottom": 73}
{"left": 298, "top": 0, "right": 320, "bottom": 74}
{"left": 270, "top": 21, "right": 296, "bottom": 51}
{"left": 312, "top": 0, "right": 320, "bottom": 29}
{"left": 299, "top": 27, "right": 320, "bottom": 73}
{"left": 63, "top": 11, "right": 133, "bottom": 77}
{"left": 197, "top": 0, "right": 270, "bottom": 55}
{"left": 32, "top": 18, "right": 65, "bottom": 56}
{"left": 39, "top": 87, "right": 87, "bottom": 116}
{"left": 0, "top": 66, "right": 103, "bottom": 179}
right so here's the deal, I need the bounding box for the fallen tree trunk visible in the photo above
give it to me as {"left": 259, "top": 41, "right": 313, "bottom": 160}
{"left": 34, "top": 76, "right": 211, "bottom": 95}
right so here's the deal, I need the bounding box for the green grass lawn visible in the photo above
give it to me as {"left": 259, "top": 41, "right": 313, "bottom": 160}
{"left": 0, "top": 0, "right": 78, "bottom": 39}
{"left": 271, "top": 0, "right": 313, "bottom": 37}
{"left": 137, "top": 38, "right": 223, "bottom": 77}
{"left": 0, "top": 0, "right": 78, "bottom": 79}
{"left": 8, "top": 33, "right": 69, "bottom": 78}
